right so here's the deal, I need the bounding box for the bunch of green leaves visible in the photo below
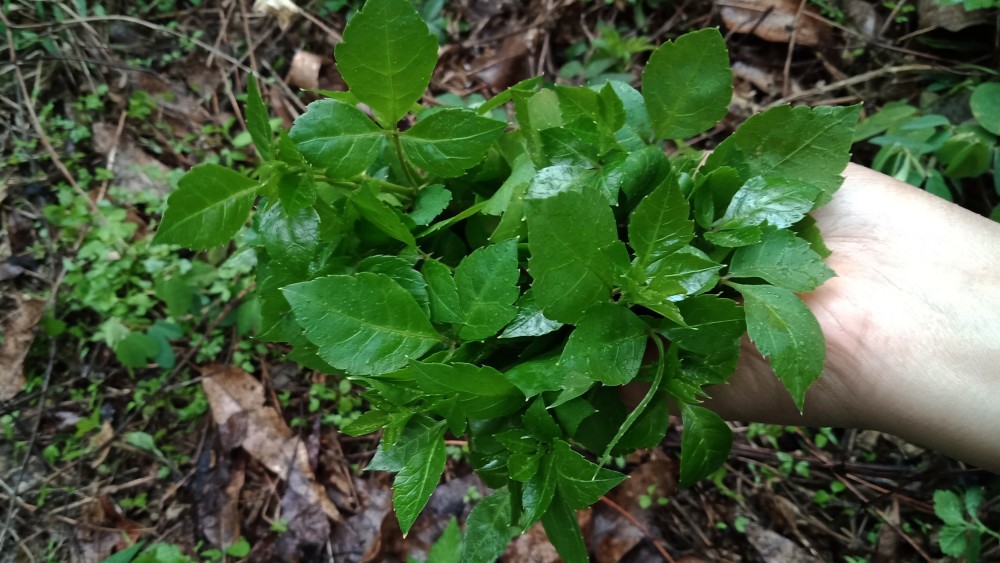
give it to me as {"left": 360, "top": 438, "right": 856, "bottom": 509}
{"left": 934, "top": 488, "right": 1000, "bottom": 560}
{"left": 854, "top": 81, "right": 1000, "bottom": 212}
{"left": 155, "top": 0, "right": 858, "bottom": 559}
{"left": 560, "top": 22, "right": 656, "bottom": 84}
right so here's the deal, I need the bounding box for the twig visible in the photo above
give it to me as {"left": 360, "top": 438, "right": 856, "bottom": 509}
{"left": 0, "top": 10, "right": 100, "bottom": 216}
{"left": 7, "top": 15, "right": 252, "bottom": 73}
{"left": 782, "top": 0, "right": 809, "bottom": 99}
{"left": 765, "top": 64, "right": 938, "bottom": 108}
{"left": 0, "top": 339, "right": 57, "bottom": 553}
{"left": 599, "top": 495, "right": 677, "bottom": 563}
{"left": 237, "top": 0, "right": 258, "bottom": 72}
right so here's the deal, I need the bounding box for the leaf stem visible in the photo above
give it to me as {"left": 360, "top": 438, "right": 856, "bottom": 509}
{"left": 594, "top": 330, "right": 667, "bottom": 476}
{"left": 323, "top": 176, "right": 416, "bottom": 199}
{"left": 390, "top": 129, "right": 421, "bottom": 188}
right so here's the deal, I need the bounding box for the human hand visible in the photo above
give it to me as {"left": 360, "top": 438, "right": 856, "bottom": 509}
{"left": 704, "top": 164, "right": 1000, "bottom": 471}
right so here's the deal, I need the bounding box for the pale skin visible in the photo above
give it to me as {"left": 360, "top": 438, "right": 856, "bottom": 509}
{"left": 703, "top": 163, "right": 1000, "bottom": 472}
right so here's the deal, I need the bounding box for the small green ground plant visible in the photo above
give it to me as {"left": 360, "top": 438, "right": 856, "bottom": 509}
{"left": 155, "top": 0, "right": 859, "bottom": 559}
{"left": 854, "top": 81, "right": 1000, "bottom": 214}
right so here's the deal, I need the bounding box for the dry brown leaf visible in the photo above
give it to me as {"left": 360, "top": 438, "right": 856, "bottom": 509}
{"left": 92, "top": 123, "right": 173, "bottom": 197}
{"left": 201, "top": 365, "right": 341, "bottom": 523}
{"left": 918, "top": 0, "right": 991, "bottom": 31}
{"left": 745, "top": 521, "right": 820, "bottom": 563}
{"left": 591, "top": 459, "right": 675, "bottom": 562}
{"left": 719, "top": 0, "right": 831, "bottom": 46}
{"left": 254, "top": 0, "right": 301, "bottom": 31}
{"left": 503, "top": 521, "right": 561, "bottom": 562}
{"left": 197, "top": 452, "right": 246, "bottom": 549}
{"left": 286, "top": 50, "right": 324, "bottom": 91}
{"left": 0, "top": 297, "right": 45, "bottom": 401}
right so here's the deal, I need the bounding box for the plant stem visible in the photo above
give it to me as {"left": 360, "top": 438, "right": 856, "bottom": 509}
{"left": 390, "top": 129, "right": 420, "bottom": 188}
{"left": 594, "top": 331, "right": 667, "bottom": 475}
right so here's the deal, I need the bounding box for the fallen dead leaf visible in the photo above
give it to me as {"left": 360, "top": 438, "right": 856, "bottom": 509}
{"left": 197, "top": 450, "right": 245, "bottom": 549}
{"left": 591, "top": 458, "right": 676, "bottom": 563}
{"left": 745, "top": 521, "right": 820, "bottom": 563}
{"left": 504, "top": 521, "right": 561, "bottom": 562}
{"left": 92, "top": 123, "right": 173, "bottom": 197}
{"left": 719, "top": 0, "right": 831, "bottom": 46}
{"left": 0, "top": 296, "right": 45, "bottom": 401}
{"left": 918, "top": 0, "right": 991, "bottom": 32}
{"left": 286, "top": 50, "right": 324, "bottom": 91}
{"left": 201, "top": 365, "right": 341, "bottom": 528}
{"left": 329, "top": 476, "right": 394, "bottom": 563}
{"left": 254, "top": 0, "right": 301, "bottom": 31}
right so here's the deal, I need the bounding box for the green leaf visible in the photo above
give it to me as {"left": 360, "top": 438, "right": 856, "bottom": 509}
{"left": 553, "top": 440, "right": 626, "bottom": 509}
{"left": 357, "top": 255, "right": 429, "bottom": 315}
{"left": 257, "top": 204, "right": 320, "bottom": 274}
{"left": 704, "top": 226, "right": 762, "bottom": 248}
{"left": 368, "top": 416, "right": 446, "bottom": 535}
{"left": 541, "top": 493, "right": 588, "bottom": 563}
{"left": 246, "top": 74, "right": 274, "bottom": 160}
{"left": 703, "top": 104, "right": 861, "bottom": 203}
{"left": 509, "top": 452, "right": 542, "bottom": 481}
{"left": 522, "top": 453, "right": 558, "bottom": 526}
{"left": 155, "top": 276, "right": 194, "bottom": 318}
{"left": 401, "top": 109, "right": 506, "bottom": 177}
{"left": 408, "top": 361, "right": 524, "bottom": 419}
{"left": 503, "top": 354, "right": 566, "bottom": 398}
{"left": 635, "top": 246, "right": 722, "bottom": 303}
{"left": 658, "top": 295, "right": 745, "bottom": 355}
{"left": 714, "top": 176, "right": 821, "bottom": 232}
{"left": 154, "top": 164, "right": 258, "bottom": 250}
{"left": 461, "top": 488, "right": 516, "bottom": 563}
{"left": 335, "top": 0, "right": 438, "bottom": 125}
{"left": 341, "top": 409, "right": 391, "bottom": 436}
{"left": 288, "top": 99, "right": 383, "bottom": 178}
{"left": 642, "top": 28, "right": 731, "bottom": 140}
{"left": 421, "top": 259, "right": 464, "bottom": 324}
{"left": 483, "top": 153, "right": 535, "bottom": 216}
{"left": 409, "top": 184, "right": 452, "bottom": 226}
{"left": 275, "top": 169, "right": 317, "bottom": 214}
{"left": 938, "top": 524, "right": 969, "bottom": 558}
{"left": 455, "top": 240, "right": 519, "bottom": 340}
{"left": 526, "top": 188, "right": 630, "bottom": 323}
{"left": 629, "top": 176, "right": 694, "bottom": 266}
{"left": 679, "top": 403, "right": 732, "bottom": 487}
{"left": 971, "top": 82, "right": 1000, "bottom": 136}
{"left": 729, "top": 229, "right": 834, "bottom": 292}
{"left": 101, "top": 542, "right": 145, "bottom": 563}
{"left": 559, "top": 303, "right": 648, "bottom": 386}
{"left": 394, "top": 430, "right": 446, "bottom": 535}
{"left": 350, "top": 183, "right": 417, "bottom": 247}
{"left": 428, "top": 518, "right": 462, "bottom": 563}
{"left": 934, "top": 490, "right": 966, "bottom": 526}
{"left": 499, "top": 290, "right": 563, "bottom": 339}
{"left": 524, "top": 398, "right": 561, "bottom": 441}
{"left": 283, "top": 273, "right": 443, "bottom": 375}
{"left": 731, "top": 283, "right": 824, "bottom": 411}
{"left": 115, "top": 332, "right": 159, "bottom": 368}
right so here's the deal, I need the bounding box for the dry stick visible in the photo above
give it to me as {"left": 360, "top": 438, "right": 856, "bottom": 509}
{"left": 599, "top": 495, "right": 677, "bottom": 563}
{"left": 782, "top": 0, "right": 809, "bottom": 99}
{"left": 206, "top": 2, "right": 236, "bottom": 69}
{"left": 8, "top": 15, "right": 252, "bottom": 74}
{"left": 879, "top": 0, "right": 909, "bottom": 39}
{"left": 0, "top": 10, "right": 100, "bottom": 216}
{"left": 0, "top": 340, "right": 57, "bottom": 554}
{"left": 237, "top": 0, "right": 258, "bottom": 73}
{"left": 765, "top": 64, "right": 939, "bottom": 108}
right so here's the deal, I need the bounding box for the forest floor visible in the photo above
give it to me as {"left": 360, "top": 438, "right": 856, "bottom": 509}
{"left": 1, "top": 0, "right": 999, "bottom": 561}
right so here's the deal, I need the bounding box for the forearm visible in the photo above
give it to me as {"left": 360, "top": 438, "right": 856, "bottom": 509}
{"left": 705, "top": 164, "right": 1000, "bottom": 472}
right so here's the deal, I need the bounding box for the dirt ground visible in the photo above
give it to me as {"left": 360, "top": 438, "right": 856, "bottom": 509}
{"left": 1, "top": 0, "right": 999, "bottom": 561}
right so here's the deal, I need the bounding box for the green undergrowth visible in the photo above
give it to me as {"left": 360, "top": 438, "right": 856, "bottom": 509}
{"left": 152, "top": 0, "right": 862, "bottom": 559}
